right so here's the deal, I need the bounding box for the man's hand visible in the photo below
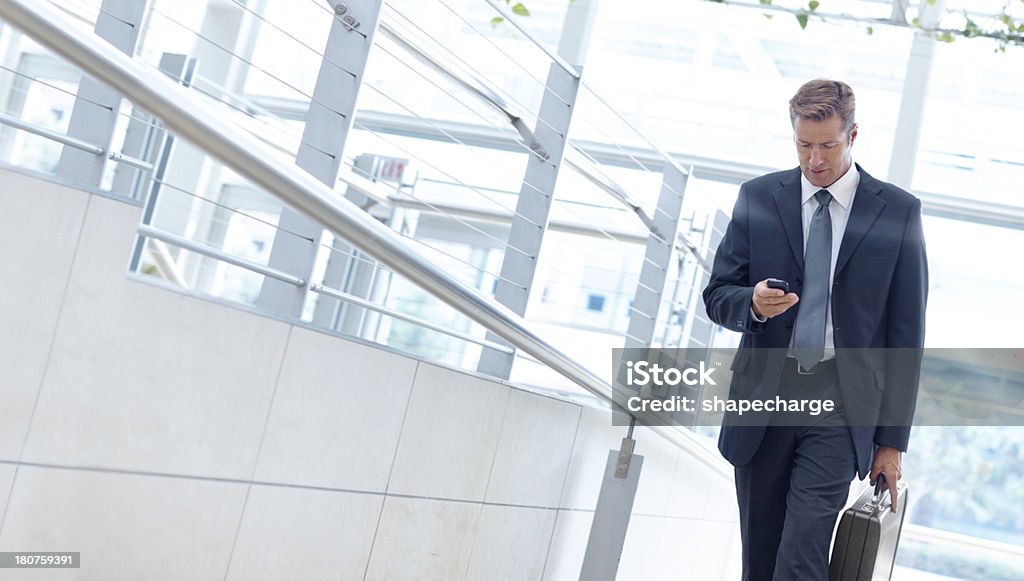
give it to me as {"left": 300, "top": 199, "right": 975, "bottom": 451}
{"left": 752, "top": 279, "right": 799, "bottom": 319}
{"left": 870, "top": 446, "right": 903, "bottom": 513}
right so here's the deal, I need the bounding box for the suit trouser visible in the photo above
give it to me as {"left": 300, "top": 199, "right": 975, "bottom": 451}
{"left": 734, "top": 360, "right": 858, "bottom": 581}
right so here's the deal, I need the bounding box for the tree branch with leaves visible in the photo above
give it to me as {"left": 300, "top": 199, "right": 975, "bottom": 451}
{"left": 495, "top": 0, "right": 1024, "bottom": 52}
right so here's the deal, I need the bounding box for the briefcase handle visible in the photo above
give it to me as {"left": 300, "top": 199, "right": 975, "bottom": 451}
{"left": 872, "top": 474, "right": 891, "bottom": 506}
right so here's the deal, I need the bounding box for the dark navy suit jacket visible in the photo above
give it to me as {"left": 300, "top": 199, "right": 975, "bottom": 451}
{"left": 702, "top": 164, "right": 928, "bottom": 479}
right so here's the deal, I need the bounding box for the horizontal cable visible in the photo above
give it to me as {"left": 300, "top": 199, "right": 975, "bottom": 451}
{"left": 431, "top": 0, "right": 570, "bottom": 107}
{"left": 580, "top": 81, "right": 691, "bottom": 177}
{"left": 340, "top": 153, "right": 531, "bottom": 259}
{"left": 320, "top": 234, "right": 523, "bottom": 291}
{"left": 479, "top": 0, "right": 578, "bottom": 80}
{"left": 0, "top": 63, "right": 166, "bottom": 135}
{"left": 144, "top": 4, "right": 354, "bottom": 120}
{"left": 186, "top": 74, "right": 307, "bottom": 153}
{"left": 359, "top": 74, "right": 543, "bottom": 227}
{"left": 372, "top": 25, "right": 555, "bottom": 164}
{"left": 226, "top": 0, "right": 355, "bottom": 79}
{"left": 397, "top": 234, "right": 525, "bottom": 290}
{"left": 0, "top": 63, "right": 110, "bottom": 111}
{"left": 378, "top": 4, "right": 565, "bottom": 141}
{"left": 311, "top": 282, "right": 514, "bottom": 353}
{"left": 144, "top": 175, "right": 315, "bottom": 242}
{"left": 381, "top": 3, "right": 566, "bottom": 140}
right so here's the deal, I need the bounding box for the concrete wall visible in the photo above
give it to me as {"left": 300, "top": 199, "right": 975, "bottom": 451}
{"left": 0, "top": 167, "right": 740, "bottom": 580}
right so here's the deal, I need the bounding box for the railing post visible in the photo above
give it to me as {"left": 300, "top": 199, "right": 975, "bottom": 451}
{"left": 476, "top": 62, "right": 581, "bottom": 379}
{"left": 55, "top": 0, "right": 147, "bottom": 187}
{"left": 129, "top": 53, "right": 197, "bottom": 274}
{"left": 577, "top": 163, "right": 688, "bottom": 581}
{"left": 256, "top": 0, "right": 384, "bottom": 318}
{"left": 623, "top": 163, "right": 689, "bottom": 350}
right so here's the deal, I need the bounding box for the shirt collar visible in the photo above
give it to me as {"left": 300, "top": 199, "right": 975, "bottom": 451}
{"left": 800, "top": 162, "right": 859, "bottom": 210}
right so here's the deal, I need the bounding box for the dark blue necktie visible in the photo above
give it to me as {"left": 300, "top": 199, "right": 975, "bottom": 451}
{"left": 793, "top": 189, "right": 833, "bottom": 370}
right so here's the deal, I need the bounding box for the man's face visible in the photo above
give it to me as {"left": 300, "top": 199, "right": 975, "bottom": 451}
{"left": 793, "top": 115, "right": 857, "bottom": 188}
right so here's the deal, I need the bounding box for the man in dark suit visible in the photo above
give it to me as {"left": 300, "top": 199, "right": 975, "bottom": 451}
{"left": 702, "top": 79, "right": 928, "bottom": 580}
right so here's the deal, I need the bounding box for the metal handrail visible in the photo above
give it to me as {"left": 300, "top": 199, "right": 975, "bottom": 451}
{"left": 0, "top": 0, "right": 731, "bottom": 480}
{"left": 0, "top": 111, "right": 154, "bottom": 171}
{"left": 137, "top": 224, "right": 307, "bottom": 287}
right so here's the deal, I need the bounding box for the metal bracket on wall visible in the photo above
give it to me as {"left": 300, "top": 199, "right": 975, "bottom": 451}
{"left": 332, "top": 2, "right": 360, "bottom": 31}
{"left": 614, "top": 435, "right": 636, "bottom": 479}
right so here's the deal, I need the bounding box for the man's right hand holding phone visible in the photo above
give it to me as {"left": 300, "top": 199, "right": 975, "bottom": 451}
{"left": 752, "top": 278, "right": 800, "bottom": 320}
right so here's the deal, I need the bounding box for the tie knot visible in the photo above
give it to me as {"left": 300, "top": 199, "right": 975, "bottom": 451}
{"left": 815, "top": 189, "right": 833, "bottom": 207}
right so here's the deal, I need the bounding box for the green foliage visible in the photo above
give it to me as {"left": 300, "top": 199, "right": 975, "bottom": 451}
{"left": 494, "top": 0, "right": 1024, "bottom": 52}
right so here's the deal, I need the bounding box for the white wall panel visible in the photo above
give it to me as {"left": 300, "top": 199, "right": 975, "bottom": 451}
{"left": 559, "top": 407, "right": 627, "bottom": 510}
{"left": 484, "top": 389, "right": 580, "bottom": 507}
{"left": 364, "top": 496, "right": 480, "bottom": 581}
{"left": 225, "top": 484, "right": 382, "bottom": 581}
{"left": 387, "top": 363, "right": 510, "bottom": 501}
{"left": 541, "top": 509, "right": 593, "bottom": 581}
{"left": 666, "top": 445, "right": 715, "bottom": 519}
{"left": 631, "top": 427, "right": 684, "bottom": 516}
{"left": 255, "top": 327, "right": 417, "bottom": 491}
{"left": 0, "top": 170, "right": 88, "bottom": 461}
{"left": 465, "top": 504, "right": 557, "bottom": 581}
{"left": 0, "top": 465, "right": 246, "bottom": 580}
{"left": 21, "top": 195, "right": 291, "bottom": 479}
{"left": 0, "top": 464, "right": 14, "bottom": 526}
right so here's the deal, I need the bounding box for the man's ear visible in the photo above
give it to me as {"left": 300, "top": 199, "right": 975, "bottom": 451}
{"left": 849, "top": 123, "right": 859, "bottom": 146}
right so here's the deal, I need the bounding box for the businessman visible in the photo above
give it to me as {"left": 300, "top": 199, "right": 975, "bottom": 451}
{"left": 702, "top": 79, "right": 928, "bottom": 580}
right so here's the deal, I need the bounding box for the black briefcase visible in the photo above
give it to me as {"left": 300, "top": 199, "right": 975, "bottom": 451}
{"left": 829, "top": 475, "right": 909, "bottom": 581}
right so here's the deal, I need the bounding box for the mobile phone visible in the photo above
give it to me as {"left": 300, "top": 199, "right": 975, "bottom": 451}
{"left": 766, "top": 278, "right": 789, "bottom": 293}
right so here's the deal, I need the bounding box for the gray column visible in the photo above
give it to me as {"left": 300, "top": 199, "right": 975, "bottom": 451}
{"left": 256, "top": 0, "right": 384, "bottom": 318}
{"left": 476, "top": 62, "right": 581, "bottom": 379}
{"left": 55, "top": 0, "right": 147, "bottom": 186}
{"left": 578, "top": 449, "right": 644, "bottom": 581}
{"left": 887, "top": 0, "right": 945, "bottom": 189}
{"left": 624, "top": 164, "right": 689, "bottom": 349}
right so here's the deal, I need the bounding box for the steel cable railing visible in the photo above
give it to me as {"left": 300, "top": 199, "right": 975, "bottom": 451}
{"left": 0, "top": 0, "right": 731, "bottom": 478}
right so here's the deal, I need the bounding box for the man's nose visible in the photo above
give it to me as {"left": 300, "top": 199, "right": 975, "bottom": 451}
{"left": 810, "top": 148, "right": 824, "bottom": 167}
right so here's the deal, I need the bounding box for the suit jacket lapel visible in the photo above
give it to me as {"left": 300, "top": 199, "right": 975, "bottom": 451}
{"left": 836, "top": 165, "right": 887, "bottom": 275}
{"left": 772, "top": 169, "right": 804, "bottom": 270}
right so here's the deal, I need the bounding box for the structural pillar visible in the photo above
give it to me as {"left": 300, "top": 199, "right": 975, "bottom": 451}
{"left": 256, "top": 0, "right": 384, "bottom": 318}
{"left": 55, "top": 0, "right": 147, "bottom": 187}
{"left": 475, "top": 62, "right": 580, "bottom": 379}
{"left": 887, "top": 0, "right": 945, "bottom": 189}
